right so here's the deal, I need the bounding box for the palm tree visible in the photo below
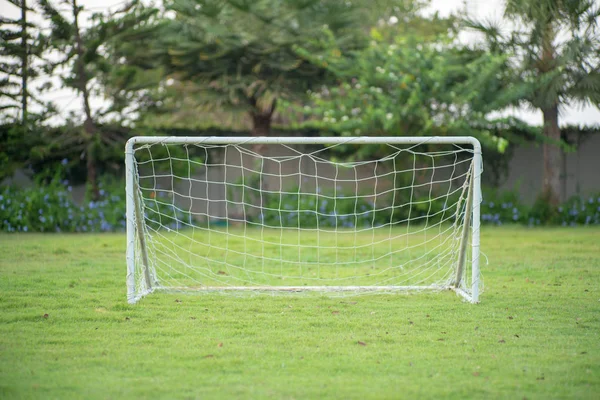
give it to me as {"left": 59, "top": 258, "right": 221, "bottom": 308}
{"left": 467, "top": 0, "right": 600, "bottom": 205}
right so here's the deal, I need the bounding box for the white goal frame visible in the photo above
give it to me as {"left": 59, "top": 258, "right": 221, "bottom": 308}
{"left": 125, "top": 136, "right": 482, "bottom": 304}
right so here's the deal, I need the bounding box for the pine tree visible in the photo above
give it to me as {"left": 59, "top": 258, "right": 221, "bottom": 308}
{"left": 153, "top": 0, "right": 365, "bottom": 136}
{"left": 0, "top": 0, "right": 47, "bottom": 125}
{"left": 0, "top": 0, "right": 53, "bottom": 180}
{"left": 38, "top": 0, "right": 156, "bottom": 198}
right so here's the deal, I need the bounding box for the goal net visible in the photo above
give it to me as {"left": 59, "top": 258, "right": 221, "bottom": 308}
{"left": 125, "top": 136, "right": 482, "bottom": 304}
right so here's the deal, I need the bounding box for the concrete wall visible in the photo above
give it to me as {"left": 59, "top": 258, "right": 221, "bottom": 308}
{"left": 6, "top": 135, "right": 599, "bottom": 211}
{"left": 500, "top": 134, "right": 600, "bottom": 204}
{"left": 141, "top": 144, "right": 472, "bottom": 220}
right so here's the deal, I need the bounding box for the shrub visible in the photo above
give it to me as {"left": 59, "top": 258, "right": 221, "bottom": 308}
{"left": 1, "top": 174, "right": 126, "bottom": 233}
{"left": 0, "top": 173, "right": 196, "bottom": 234}
{"left": 480, "top": 188, "right": 530, "bottom": 226}
{"left": 557, "top": 195, "right": 600, "bottom": 226}
{"left": 2, "top": 173, "right": 599, "bottom": 232}
{"left": 480, "top": 188, "right": 600, "bottom": 226}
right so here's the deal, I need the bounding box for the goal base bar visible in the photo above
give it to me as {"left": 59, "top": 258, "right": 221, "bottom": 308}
{"left": 147, "top": 285, "right": 478, "bottom": 303}
{"left": 451, "top": 287, "right": 478, "bottom": 303}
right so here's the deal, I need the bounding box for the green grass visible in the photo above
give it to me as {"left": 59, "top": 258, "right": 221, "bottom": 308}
{"left": 143, "top": 225, "right": 463, "bottom": 288}
{"left": 0, "top": 227, "right": 599, "bottom": 399}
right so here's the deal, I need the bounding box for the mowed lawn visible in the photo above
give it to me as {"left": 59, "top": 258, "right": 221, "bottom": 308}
{"left": 0, "top": 228, "right": 598, "bottom": 399}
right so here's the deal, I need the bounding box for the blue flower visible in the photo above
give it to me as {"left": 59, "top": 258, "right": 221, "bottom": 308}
{"left": 23, "top": 226, "right": 28, "bottom": 232}
{"left": 39, "top": 216, "right": 46, "bottom": 223}
{"left": 489, "top": 202, "right": 495, "bottom": 208}
{"left": 61, "top": 158, "right": 68, "bottom": 166}
{"left": 68, "top": 186, "right": 72, "bottom": 192}
{"left": 99, "top": 189, "right": 105, "bottom": 196}
{"left": 0, "top": 195, "right": 3, "bottom": 201}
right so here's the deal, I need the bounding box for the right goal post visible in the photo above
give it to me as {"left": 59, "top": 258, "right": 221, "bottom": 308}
{"left": 125, "top": 136, "right": 482, "bottom": 304}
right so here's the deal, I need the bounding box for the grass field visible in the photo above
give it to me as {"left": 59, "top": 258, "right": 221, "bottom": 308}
{"left": 1, "top": 227, "right": 599, "bottom": 399}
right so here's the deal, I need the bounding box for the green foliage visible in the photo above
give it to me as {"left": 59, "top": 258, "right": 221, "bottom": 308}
{"left": 480, "top": 188, "right": 600, "bottom": 226}
{"left": 465, "top": 0, "right": 600, "bottom": 202}
{"left": 557, "top": 195, "right": 600, "bottom": 226}
{"left": 138, "top": 0, "right": 367, "bottom": 134}
{"left": 464, "top": 0, "right": 600, "bottom": 128}
{"left": 38, "top": 0, "right": 157, "bottom": 122}
{"left": 481, "top": 188, "right": 531, "bottom": 225}
{"left": 0, "top": 123, "right": 41, "bottom": 181}
{"left": 256, "top": 189, "right": 390, "bottom": 229}
{"left": 296, "top": 32, "right": 539, "bottom": 154}
{"left": 231, "top": 173, "right": 461, "bottom": 229}
{"left": 494, "top": 0, "right": 600, "bottom": 111}
{"left": 0, "top": 173, "right": 126, "bottom": 233}
{"left": 0, "top": 0, "right": 50, "bottom": 125}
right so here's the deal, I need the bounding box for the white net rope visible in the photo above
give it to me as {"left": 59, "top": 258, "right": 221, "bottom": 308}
{"left": 129, "top": 140, "right": 480, "bottom": 300}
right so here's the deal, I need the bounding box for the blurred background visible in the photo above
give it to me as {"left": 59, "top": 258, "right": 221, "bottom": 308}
{"left": 1, "top": 0, "right": 599, "bottom": 232}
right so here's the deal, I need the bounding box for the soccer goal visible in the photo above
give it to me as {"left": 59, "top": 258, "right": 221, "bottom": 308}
{"left": 125, "top": 136, "right": 482, "bottom": 304}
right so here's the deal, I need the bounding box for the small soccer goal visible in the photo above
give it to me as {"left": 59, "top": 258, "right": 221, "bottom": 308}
{"left": 125, "top": 136, "right": 482, "bottom": 304}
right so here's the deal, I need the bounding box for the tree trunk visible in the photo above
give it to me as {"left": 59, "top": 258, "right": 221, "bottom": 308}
{"left": 251, "top": 112, "right": 272, "bottom": 136}
{"left": 249, "top": 97, "right": 277, "bottom": 137}
{"left": 542, "top": 105, "right": 561, "bottom": 205}
{"left": 72, "top": 0, "right": 99, "bottom": 199}
{"left": 249, "top": 98, "right": 276, "bottom": 155}
{"left": 86, "top": 137, "right": 98, "bottom": 201}
{"left": 21, "top": 0, "right": 28, "bottom": 126}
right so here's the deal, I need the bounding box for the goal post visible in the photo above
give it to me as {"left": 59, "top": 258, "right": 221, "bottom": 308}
{"left": 125, "top": 136, "right": 482, "bottom": 304}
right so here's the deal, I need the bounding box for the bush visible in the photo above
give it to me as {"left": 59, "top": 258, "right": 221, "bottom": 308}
{"left": 2, "top": 172, "right": 599, "bottom": 232}
{"left": 256, "top": 190, "right": 389, "bottom": 229}
{"left": 557, "top": 195, "right": 600, "bottom": 226}
{"left": 0, "top": 172, "right": 196, "bottom": 234}
{"left": 251, "top": 187, "right": 458, "bottom": 229}
{"left": 480, "top": 188, "right": 529, "bottom": 226}
{"left": 480, "top": 188, "right": 600, "bottom": 226}
{"left": 1, "top": 174, "right": 126, "bottom": 233}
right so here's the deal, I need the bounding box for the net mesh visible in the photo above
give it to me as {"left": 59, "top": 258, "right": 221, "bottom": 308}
{"left": 128, "top": 139, "right": 480, "bottom": 302}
